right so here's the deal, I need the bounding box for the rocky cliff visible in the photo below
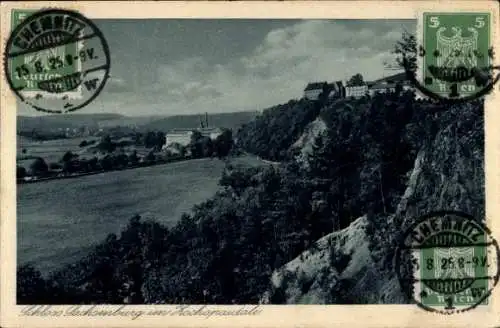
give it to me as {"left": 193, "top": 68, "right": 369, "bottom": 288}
{"left": 261, "top": 100, "right": 484, "bottom": 304}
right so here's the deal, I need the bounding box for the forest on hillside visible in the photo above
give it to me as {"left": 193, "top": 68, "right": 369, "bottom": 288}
{"left": 18, "top": 87, "right": 484, "bottom": 304}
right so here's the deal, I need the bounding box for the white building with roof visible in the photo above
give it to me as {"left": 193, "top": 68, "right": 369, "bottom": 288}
{"left": 304, "top": 82, "right": 328, "bottom": 100}
{"left": 345, "top": 85, "right": 368, "bottom": 98}
{"left": 163, "top": 127, "right": 223, "bottom": 148}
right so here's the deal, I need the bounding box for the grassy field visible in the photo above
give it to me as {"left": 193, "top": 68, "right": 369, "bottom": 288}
{"left": 17, "top": 156, "right": 268, "bottom": 275}
{"left": 17, "top": 136, "right": 100, "bottom": 168}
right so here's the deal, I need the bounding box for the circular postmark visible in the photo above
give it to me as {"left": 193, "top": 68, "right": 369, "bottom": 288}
{"left": 395, "top": 211, "right": 500, "bottom": 314}
{"left": 4, "top": 8, "right": 110, "bottom": 113}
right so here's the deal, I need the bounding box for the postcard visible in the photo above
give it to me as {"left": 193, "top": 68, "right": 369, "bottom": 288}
{"left": 1, "top": 1, "right": 500, "bottom": 327}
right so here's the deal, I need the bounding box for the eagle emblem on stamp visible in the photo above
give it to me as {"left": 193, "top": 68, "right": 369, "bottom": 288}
{"left": 410, "top": 12, "right": 498, "bottom": 101}
{"left": 396, "top": 211, "right": 500, "bottom": 314}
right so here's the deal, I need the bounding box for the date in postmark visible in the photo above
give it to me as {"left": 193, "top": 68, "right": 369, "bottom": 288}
{"left": 4, "top": 9, "right": 110, "bottom": 113}
{"left": 396, "top": 211, "right": 500, "bottom": 314}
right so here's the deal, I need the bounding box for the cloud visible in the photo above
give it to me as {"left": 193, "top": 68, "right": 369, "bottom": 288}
{"left": 143, "top": 20, "right": 412, "bottom": 115}
{"left": 54, "top": 19, "right": 414, "bottom": 117}
{"left": 103, "top": 76, "right": 131, "bottom": 93}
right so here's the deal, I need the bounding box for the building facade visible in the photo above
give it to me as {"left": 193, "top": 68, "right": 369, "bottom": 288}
{"left": 328, "top": 81, "right": 345, "bottom": 99}
{"left": 368, "top": 83, "right": 396, "bottom": 96}
{"left": 304, "top": 82, "right": 328, "bottom": 100}
{"left": 163, "top": 128, "right": 223, "bottom": 148}
{"left": 345, "top": 85, "right": 368, "bottom": 98}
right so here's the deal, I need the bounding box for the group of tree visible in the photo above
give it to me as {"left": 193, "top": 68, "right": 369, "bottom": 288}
{"left": 237, "top": 99, "right": 322, "bottom": 161}
{"left": 18, "top": 130, "right": 68, "bottom": 141}
{"left": 144, "top": 131, "right": 166, "bottom": 150}
{"left": 19, "top": 32, "right": 472, "bottom": 304}
{"left": 79, "top": 139, "right": 97, "bottom": 148}
{"left": 17, "top": 88, "right": 448, "bottom": 304}
{"left": 92, "top": 132, "right": 166, "bottom": 154}
{"left": 189, "top": 128, "right": 234, "bottom": 159}
{"left": 346, "top": 73, "right": 364, "bottom": 86}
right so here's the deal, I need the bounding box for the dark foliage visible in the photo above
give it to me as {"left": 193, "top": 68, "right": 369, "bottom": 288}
{"left": 79, "top": 140, "right": 97, "bottom": 148}
{"left": 30, "top": 157, "right": 49, "bottom": 176}
{"left": 18, "top": 91, "right": 481, "bottom": 305}
{"left": 144, "top": 131, "right": 166, "bottom": 150}
{"left": 391, "top": 31, "right": 417, "bottom": 72}
{"left": 237, "top": 99, "right": 322, "bottom": 161}
{"left": 18, "top": 130, "right": 68, "bottom": 141}
{"left": 214, "top": 129, "right": 234, "bottom": 159}
{"left": 97, "top": 135, "right": 116, "bottom": 153}
{"left": 346, "top": 73, "right": 364, "bottom": 86}
{"left": 17, "top": 166, "right": 27, "bottom": 180}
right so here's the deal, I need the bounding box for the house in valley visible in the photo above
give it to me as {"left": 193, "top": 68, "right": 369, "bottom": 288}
{"left": 164, "top": 127, "right": 223, "bottom": 148}
{"left": 164, "top": 129, "right": 195, "bottom": 147}
{"left": 163, "top": 112, "right": 223, "bottom": 149}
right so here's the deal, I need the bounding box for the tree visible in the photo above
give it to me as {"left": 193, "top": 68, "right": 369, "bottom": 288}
{"left": 49, "top": 162, "right": 62, "bottom": 170}
{"left": 86, "top": 157, "right": 99, "bottom": 171}
{"left": 30, "top": 157, "right": 48, "bottom": 176}
{"left": 129, "top": 150, "right": 139, "bottom": 166}
{"left": 156, "top": 131, "right": 166, "bottom": 150}
{"left": 17, "top": 166, "right": 27, "bottom": 180}
{"left": 17, "top": 264, "right": 49, "bottom": 304}
{"left": 202, "top": 137, "right": 214, "bottom": 158}
{"left": 99, "top": 155, "right": 114, "bottom": 171}
{"left": 98, "top": 135, "right": 116, "bottom": 153}
{"left": 145, "top": 150, "right": 156, "bottom": 163}
{"left": 62, "top": 151, "right": 77, "bottom": 163}
{"left": 115, "top": 153, "right": 129, "bottom": 168}
{"left": 63, "top": 160, "right": 79, "bottom": 174}
{"left": 189, "top": 131, "right": 205, "bottom": 159}
{"left": 144, "top": 131, "right": 166, "bottom": 150}
{"left": 61, "top": 151, "right": 80, "bottom": 174}
{"left": 214, "top": 129, "right": 234, "bottom": 159}
{"left": 392, "top": 31, "right": 417, "bottom": 72}
{"left": 347, "top": 73, "right": 364, "bottom": 86}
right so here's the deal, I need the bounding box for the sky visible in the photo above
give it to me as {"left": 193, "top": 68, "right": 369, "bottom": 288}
{"left": 17, "top": 19, "right": 415, "bottom": 117}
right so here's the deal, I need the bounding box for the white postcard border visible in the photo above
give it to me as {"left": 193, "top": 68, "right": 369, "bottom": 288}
{"left": 1, "top": 1, "right": 500, "bottom": 328}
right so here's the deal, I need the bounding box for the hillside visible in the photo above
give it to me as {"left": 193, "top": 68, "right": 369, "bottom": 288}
{"left": 262, "top": 99, "right": 483, "bottom": 303}
{"left": 18, "top": 111, "right": 259, "bottom": 135}
{"left": 17, "top": 91, "right": 484, "bottom": 305}
{"left": 141, "top": 111, "right": 259, "bottom": 132}
{"left": 237, "top": 99, "right": 322, "bottom": 161}
{"left": 18, "top": 114, "right": 126, "bottom": 131}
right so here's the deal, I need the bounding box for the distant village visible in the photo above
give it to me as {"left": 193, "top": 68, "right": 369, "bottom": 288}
{"left": 303, "top": 72, "right": 415, "bottom": 101}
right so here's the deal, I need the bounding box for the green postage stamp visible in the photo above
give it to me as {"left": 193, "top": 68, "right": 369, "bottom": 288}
{"left": 9, "top": 9, "right": 84, "bottom": 101}
{"left": 396, "top": 211, "right": 499, "bottom": 314}
{"left": 5, "top": 8, "right": 110, "bottom": 113}
{"left": 418, "top": 12, "right": 492, "bottom": 99}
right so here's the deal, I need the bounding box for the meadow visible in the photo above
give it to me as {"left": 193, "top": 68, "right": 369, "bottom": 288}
{"left": 17, "top": 136, "right": 100, "bottom": 168}
{"left": 18, "top": 158, "right": 229, "bottom": 275}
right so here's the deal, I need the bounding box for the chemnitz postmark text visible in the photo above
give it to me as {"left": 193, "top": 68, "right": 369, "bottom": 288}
{"left": 4, "top": 8, "right": 110, "bottom": 113}
{"left": 396, "top": 211, "right": 500, "bottom": 314}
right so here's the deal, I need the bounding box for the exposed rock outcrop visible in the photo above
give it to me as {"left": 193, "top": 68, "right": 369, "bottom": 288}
{"left": 290, "top": 117, "right": 327, "bottom": 166}
{"left": 262, "top": 101, "right": 484, "bottom": 304}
